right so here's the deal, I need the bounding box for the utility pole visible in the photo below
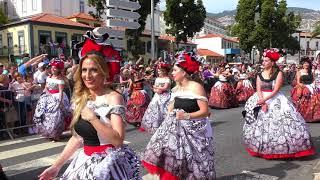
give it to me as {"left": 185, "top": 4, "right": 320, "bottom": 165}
{"left": 151, "top": 0, "right": 155, "bottom": 60}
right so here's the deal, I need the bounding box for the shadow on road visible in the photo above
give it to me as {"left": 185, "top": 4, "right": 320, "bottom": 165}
{"left": 217, "top": 162, "right": 300, "bottom": 180}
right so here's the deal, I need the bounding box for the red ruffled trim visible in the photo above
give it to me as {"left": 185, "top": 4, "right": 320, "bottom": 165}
{"left": 246, "top": 147, "right": 315, "bottom": 159}
{"left": 142, "top": 160, "right": 179, "bottom": 180}
{"left": 139, "top": 127, "right": 146, "bottom": 132}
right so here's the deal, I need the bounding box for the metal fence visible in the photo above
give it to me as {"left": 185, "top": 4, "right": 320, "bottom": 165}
{"left": 0, "top": 88, "right": 42, "bottom": 140}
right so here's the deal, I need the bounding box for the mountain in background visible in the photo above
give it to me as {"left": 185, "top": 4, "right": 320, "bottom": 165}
{"left": 207, "top": 7, "right": 320, "bottom": 30}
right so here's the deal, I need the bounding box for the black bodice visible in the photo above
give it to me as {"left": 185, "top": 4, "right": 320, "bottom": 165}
{"left": 258, "top": 70, "right": 280, "bottom": 91}
{"left": 300, "top": 75, "right": 313, "bottom": 85}
{"left": 74, "top": 117, "right": 100, "bottom": 146}
{"left": 174, "top": 97, "right": 200, "bottom": 113}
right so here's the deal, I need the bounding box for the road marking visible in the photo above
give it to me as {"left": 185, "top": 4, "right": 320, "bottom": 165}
{"left": 0, "top": 136, "right": 44, "bottom": 147}
{"left": 0, "top": 141, "right": 66, "bottom": 160}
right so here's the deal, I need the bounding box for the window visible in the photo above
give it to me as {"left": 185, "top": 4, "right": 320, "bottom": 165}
{"left": 22, "top": 0, "right": 27, "bottom": 13}
{"left": 3, "top": 1, "right": 8, "bottom": 16}
{"left": 32, "top": 0, "right": 37, "bottom": 11}
{"left": 18, "top": 31, "right": 25, "bottom": 54}
{"left": 79, "top": 0, "right": 85, "bottom": 13}
{"left": 316, "top": 42, "right": 319, "bottom": 50}
{"left": 7, "top": 33, "right": 13, "bottom": 54}
{"left": 0, "top": 35, "right": 2, "bottom": 48}
{"left": 12, "top": 0, "right": 17, "bottom": 16}
{"left": 307, "top": 41, "right": 310, "bottom": 50}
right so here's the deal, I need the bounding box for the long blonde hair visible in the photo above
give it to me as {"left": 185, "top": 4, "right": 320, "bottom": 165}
{"left": 70, "top": 53, "right": 109, "bottom": 130}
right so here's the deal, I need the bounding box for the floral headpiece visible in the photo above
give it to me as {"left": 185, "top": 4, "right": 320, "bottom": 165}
{"left": 263, "top": 48, "right": 280, "bottom": 61}
{"left": 174, "top": 50, "right": 204, "bottom": 74}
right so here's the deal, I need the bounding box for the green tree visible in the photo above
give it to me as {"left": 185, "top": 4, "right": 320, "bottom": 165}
{"left": 0, "top": 8, "right": 8, "bottom": 25}
{"left": 234, "top": 0, "right": 301, "bottom": 54}
{"left": 164, "top": 0, "right": 206, "bottom": 42}
{"left": 312, "top": 21, "right": 320, "bottom": 38}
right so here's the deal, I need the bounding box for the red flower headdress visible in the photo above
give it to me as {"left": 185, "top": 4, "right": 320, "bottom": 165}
{"left": 157, "top": 62, "right": 171, "bottom": 71}
{"left": 50, "top": 59, "right": 64, "bottom": 69}
{"left": 76, "top": 27, "right": 122, "bottom": 82}
{"left": 263, "top": 48, "right": 280, "bottom": 61}
{"left": 175, "top": 51, "right": 203, "bottom": 74}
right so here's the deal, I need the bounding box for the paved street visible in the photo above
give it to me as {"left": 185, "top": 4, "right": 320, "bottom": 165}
{"left": 1, "top": 86, "right": 320, "bottom": 180}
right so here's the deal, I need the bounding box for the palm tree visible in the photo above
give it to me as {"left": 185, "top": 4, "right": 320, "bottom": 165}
{"left": 311, "top": 21, "right": 320, "bottom": 38}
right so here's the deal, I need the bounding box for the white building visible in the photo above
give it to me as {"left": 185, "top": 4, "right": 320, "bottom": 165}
{"left": 194, "top": 34, "right": 241, "bottom": 63}
{"left": 0, "top": 0, "right": 85, "bottom": 20}
{"left": 286, "top": 32, "right": 320, "bottom": 64}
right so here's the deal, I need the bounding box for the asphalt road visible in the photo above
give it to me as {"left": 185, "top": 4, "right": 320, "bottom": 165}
{"left": 1, "top": 86, "right": 320, "bottom": 180}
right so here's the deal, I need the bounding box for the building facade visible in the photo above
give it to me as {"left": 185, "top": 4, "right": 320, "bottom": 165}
{"left": 197, "top": 17, "right": 226, "bottom": 37}
{"left": 0, "top": 13, "right": 92, "bottom": 63}
{"left": 195, "top": 34, "right": 241, "bottom": 63}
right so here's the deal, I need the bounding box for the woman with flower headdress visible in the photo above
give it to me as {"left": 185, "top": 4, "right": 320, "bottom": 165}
{"left": 140, "top": 62, "right": 171, "bottom": 133}
{"left": 142, "top": 51, "right": 215, "bottom": 179}
{"left": 242, "top": 49, "right": 315, "bottom": 159}
{"left": 33, "top": 59, "right": 71, "bottom": 141}
{"left": 208, "top": 63, "right": 238, "bottom": 109}
{"left": 291, "top": 57, "right": 320, "bottom": 122}
{"left": 125, "top": 67, "right": 151, "bottom": 127}
{"left": 39, "top": 28, "right": 140, "bottom": 180}
{"left": 235, "top": 64, "right": 255, "bottom": 104}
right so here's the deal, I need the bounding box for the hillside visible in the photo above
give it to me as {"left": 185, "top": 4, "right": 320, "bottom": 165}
{"left": 207, "top": 7, "right": 320, "bottom": 29}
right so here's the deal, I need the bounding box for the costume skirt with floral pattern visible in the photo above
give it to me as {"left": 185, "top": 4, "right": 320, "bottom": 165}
{"left": 209, "top": 81, "right": 238, "bottom": 109}
{"left": 236, "top": 80, "right": 255, "bottom": 104}
{"left": 60, "top": 145, "right": 141, "bottom": 180}
{"left": 142, "top": 111, "right": 216, "bottom": 179}
{"left": 291, "top": 85, "right": 320, "bottom": 122}
{"left": 243, "top": 92, "right": 315, "bottom": 159}
{"left": 141, "top": 92, "right": 171, "bottom": 133}
{"left": 126, "top": 90, "right": 150, "bottom": 124}
{"left": 33, "top": 92, "right": 70, "bottom": 139}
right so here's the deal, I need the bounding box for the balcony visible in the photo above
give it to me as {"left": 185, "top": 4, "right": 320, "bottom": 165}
{"left": 0, "top": 47, "right": 27, "bottom": 57}
{"left": 38, "top": 44, "right": 71, "bottom": 58}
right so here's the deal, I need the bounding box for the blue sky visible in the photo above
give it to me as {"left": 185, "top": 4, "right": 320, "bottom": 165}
{"left": 159, "top": 0, "right": 320, "bottom": 13}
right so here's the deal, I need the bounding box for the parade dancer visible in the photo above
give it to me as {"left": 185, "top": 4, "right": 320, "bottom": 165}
{"left": 235, "top": 65, "right": 255, "bottom": 104}
{"left": 33, "top": 59, "right": 70, "bottom": 141}
{"left": 142, "top": 51, "right": 215, "bottom": 179}
{"left": 38, "top": 29, "right": 140, "bottom": 180}
{"left": 140, "top": 63, "right": 171, "bottom": 133}
{"left": 315, "top": 64, "right": 320, "bottom": 91}
{"left": 243, "top": 49, "right": 315, "bottom": 159}
{"left": 209, "top": 64, "right": 238, "bottom": 109}
{"left": 125, "top": 69, "right": 150, "bottom": 127}
{"left": 291, "top": 57, "right": 320, "bottom": 122}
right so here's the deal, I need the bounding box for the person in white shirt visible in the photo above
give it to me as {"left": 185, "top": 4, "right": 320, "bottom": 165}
{"left": 33, "top": 62, "right": 47, "bottom": 88}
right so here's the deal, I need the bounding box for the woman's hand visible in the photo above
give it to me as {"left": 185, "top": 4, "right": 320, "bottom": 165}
{"left": 257, "top": 98, "right": 266, "bottom": 105}
{"left": 262, "top": 104, "right": 268, "bottom": 112}
{"left": 81, "top": 107, "right": 97, "bottom": 122}
{"left": 38, "top": 165, "right": 60, "bottom": 180}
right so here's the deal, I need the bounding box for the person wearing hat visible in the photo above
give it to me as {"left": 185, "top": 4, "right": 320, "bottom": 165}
{"left": 242, "top": 48, "right": 315, "bottom": 159}
{"left": 291, "top": 57, "right": 320, "bottom": 122}
{"left": 235, "top": 64, "right": 255, "bottom": 104}
{"left": 125, "top": 67, "right": 150, "bottom": 127}
{"left": 209, "top": 67, "right": 238, "bottom": 109}
{"left": 140, "top": 63, "right": 171, "bottom": 133}
{"left": 33, "top": 59, "right": 71, "bottom": 142}
{"left": 18, "top": 54, "right": 47, "bottom": 78}
{"left": 142, "top": 51, "right": 215, "bottom": 179}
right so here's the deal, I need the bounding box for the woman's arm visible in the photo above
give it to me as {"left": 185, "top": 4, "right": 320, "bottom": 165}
{"left": 58, "top": 81, "right": 64, "bottom": 104}
{"left": 256, "top": 75, "right": 264, "bottom": 101}
{"left": 81, "top": 93, "right": 125, "bottom": 147}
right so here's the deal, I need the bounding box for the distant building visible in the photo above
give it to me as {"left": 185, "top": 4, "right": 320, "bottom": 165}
{"left": 197, "top": 17, "right": 226, "bottom": 36}
{"left": 195, "top": 34, "right": 241, "bottom": 63}
{"left": 197, "top": 48, "right": 224, "bottom": 65}
{"left": 0, "top": 13, "right": 92, "bottom": 63}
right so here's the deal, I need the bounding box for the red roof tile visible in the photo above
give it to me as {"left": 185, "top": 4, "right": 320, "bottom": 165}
{"left": 67, "top": 13, "right": 99, "bottom": 21}
{"left": 159, "top": 35, "right": 196, "bottom": 44}
{"left": 197, "top": 33, "right": 239, "bottom": 43}
{"left": 197, "top": 49, "right": 224, "bottom": 57}
{"left": 29, "top": 13, "right": 92, "bottom": 28}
